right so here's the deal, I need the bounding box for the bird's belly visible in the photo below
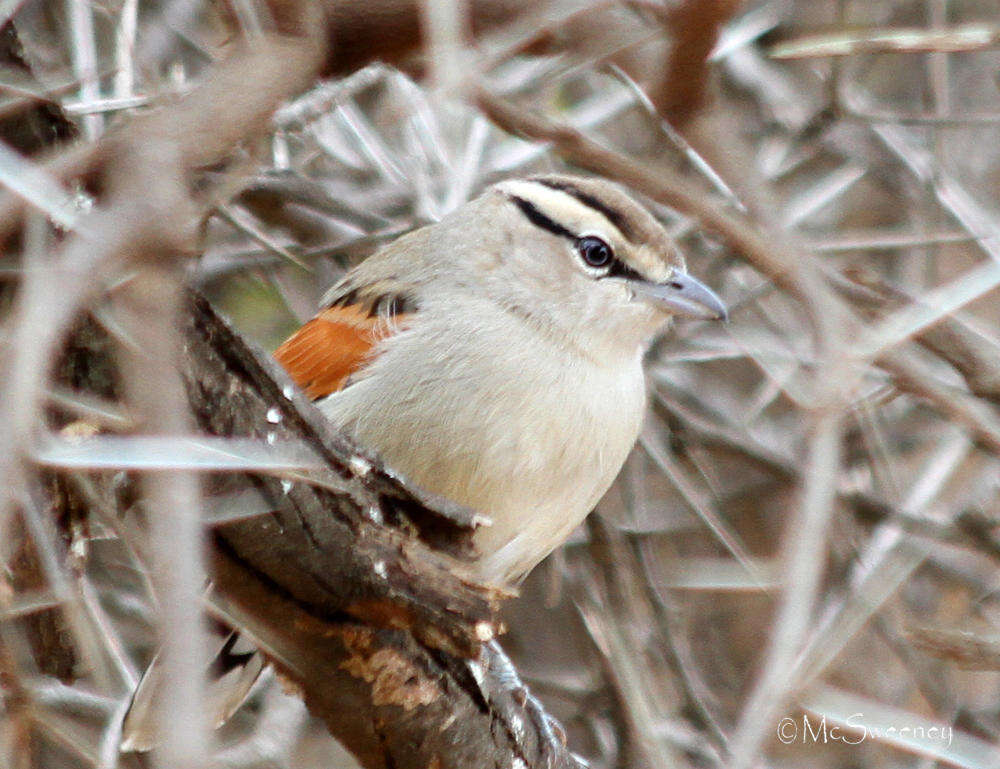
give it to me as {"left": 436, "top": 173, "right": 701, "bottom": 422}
{"left": 317, "top": 331, "right": 647, "bottom": 584}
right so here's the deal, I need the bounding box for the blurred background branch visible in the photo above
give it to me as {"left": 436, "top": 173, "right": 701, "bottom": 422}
{"left": 3, "top": 1, "right": 1000, "bottom": 769}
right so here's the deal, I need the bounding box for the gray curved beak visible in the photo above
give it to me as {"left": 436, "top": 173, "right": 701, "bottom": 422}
{"left": 631, "top": 272, "right": 728, "bottom": 321}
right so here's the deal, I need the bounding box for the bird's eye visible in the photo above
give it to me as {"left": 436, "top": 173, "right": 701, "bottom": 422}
{"left": 576, "top": 236, "right": 613, "bottom": 269}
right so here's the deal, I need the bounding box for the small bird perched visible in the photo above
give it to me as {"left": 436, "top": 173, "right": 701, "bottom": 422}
{"left": 274, "top": 174, "right": 726, "bottom": 584}
{"left": 120, "top": 175, "right": 725, "bottom": 750}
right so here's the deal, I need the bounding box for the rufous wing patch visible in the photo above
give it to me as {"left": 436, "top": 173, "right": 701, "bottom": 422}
{"left": 274, "top": 305, "right": 398, "bottom": 400}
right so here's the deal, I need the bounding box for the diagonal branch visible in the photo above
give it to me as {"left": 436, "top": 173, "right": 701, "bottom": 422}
{"left": 44, "top": 291, "right": 582, "bottom": 769}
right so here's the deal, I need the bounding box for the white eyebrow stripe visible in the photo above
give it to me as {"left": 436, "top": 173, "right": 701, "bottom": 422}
{"left": 498, "top": 179, "right": 629, "bottom": 245}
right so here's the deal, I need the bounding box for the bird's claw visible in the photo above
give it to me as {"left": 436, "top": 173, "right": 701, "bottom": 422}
{"left": 478, "top": 640, "right": 571, "bottom": 768}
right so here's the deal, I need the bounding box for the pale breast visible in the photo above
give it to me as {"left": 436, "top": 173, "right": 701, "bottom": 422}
{"left": 317, "top": 302, "right": 648, "bottom": 584}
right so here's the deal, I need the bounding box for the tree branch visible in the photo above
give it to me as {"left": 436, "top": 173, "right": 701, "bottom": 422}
{"left": 46, "top": 292, "right": 581, "bottom": 769}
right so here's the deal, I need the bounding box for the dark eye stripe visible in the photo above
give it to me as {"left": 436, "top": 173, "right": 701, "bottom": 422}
{"left": 508, "top": 195, "right": 576, "bottom": 240}
{"left": 606, "top": 259, "right": 644, "bottom": 281}
{"left": 509, "top": 194, "right": 645, "bottom": 282}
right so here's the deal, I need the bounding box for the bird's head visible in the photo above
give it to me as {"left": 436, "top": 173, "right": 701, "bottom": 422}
{"left": 448, "top": 175, "right": 727, "bottom": 362}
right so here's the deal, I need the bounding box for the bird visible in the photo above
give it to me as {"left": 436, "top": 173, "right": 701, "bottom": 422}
{"left": 273, "top": 174, "right": 727, "bottom": 583}
{"left": 120, "top": 174, "right": 726, "bottom": 750}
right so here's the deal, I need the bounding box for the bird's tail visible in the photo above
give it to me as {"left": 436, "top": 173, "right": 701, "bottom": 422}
{"left": 120, "top": 629, "right": 266, "bottom": 752}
